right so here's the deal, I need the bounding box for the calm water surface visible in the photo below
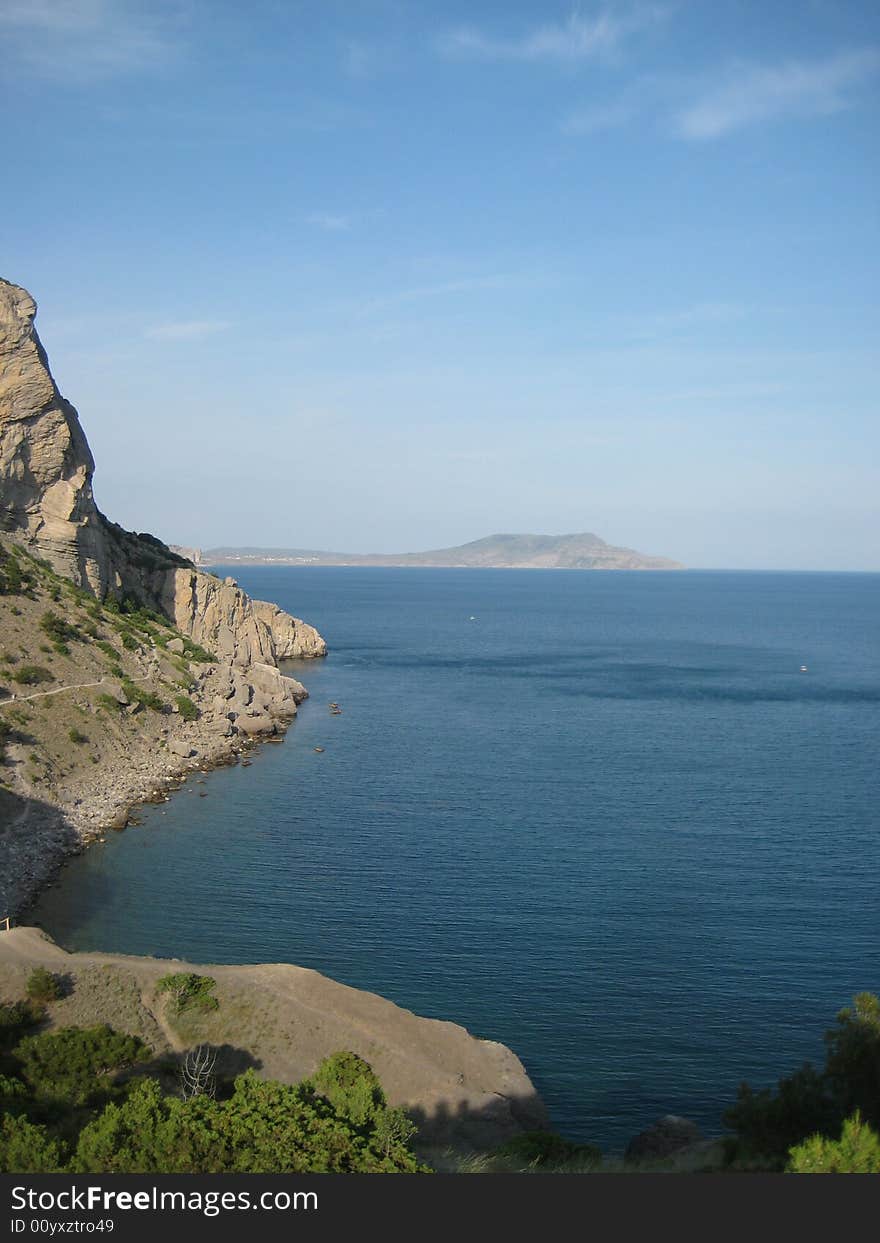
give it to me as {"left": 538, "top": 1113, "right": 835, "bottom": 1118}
{"left": 31, "top": 569, "right": 880, "bottom": 1151}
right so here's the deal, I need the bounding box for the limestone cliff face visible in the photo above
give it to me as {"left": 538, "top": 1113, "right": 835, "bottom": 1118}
{"left": 0, "top": 277, "right": 326, "bottom": 665}
{"left": 0, "top": 279, "right": 112, "bottom": 593}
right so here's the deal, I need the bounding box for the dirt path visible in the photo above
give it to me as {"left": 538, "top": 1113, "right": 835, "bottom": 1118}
{"left": 6, "top": 673, "right": 152, "bottom": 704}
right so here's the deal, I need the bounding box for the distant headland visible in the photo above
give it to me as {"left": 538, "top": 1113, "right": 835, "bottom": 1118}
{"left": 203, "top": 532, "right": 683, "bottom": 571}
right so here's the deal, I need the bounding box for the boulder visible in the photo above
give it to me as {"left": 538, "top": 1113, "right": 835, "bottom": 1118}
{"left": 167, "top": 739, "right": 196, "bottom": 759}
{"left": 624, "top": 1116, "right": 703, "bottom": 1164}
{"left": 166, "top": 637, "right": 185, "bottom": 655}
{"left": 235, "top": 713, "right": 276, "bottom": 737}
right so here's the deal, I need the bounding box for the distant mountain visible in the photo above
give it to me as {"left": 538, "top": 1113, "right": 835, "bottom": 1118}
{"left": 206, "top": 533, "right": 683, "bottom": 570}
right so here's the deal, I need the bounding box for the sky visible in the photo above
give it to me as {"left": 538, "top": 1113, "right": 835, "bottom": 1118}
{"left": 1, "top": 0, "right": 878, "bottom": 569}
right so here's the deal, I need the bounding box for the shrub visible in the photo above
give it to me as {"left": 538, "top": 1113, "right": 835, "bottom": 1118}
{"left": 824, "top": 993, "right": 880, "bottom": 1130}
{"left": 26, "top": 969, "right": 62, "bottom": 1004}
{"left": 13, "top": 1026, "right": 149, "bottom": 1109}
{"left": 67, "top": 728, "right": 88, "bottom": 746}
{"left": 96, "top": 694, "right": 122, "bottom": 713}
{"left": 96, "top": 641, "right": 119, "bottom": 661}
{"left": 310, "top": 1052, "right": 386, "bottom": 1126}
{"left": 156, "top": 974, "right": 218, "bottom": 1015}
{"left": 174, "top": 695, "right": 198, "bottom": 723}
{"left": 0, "top": 1114, "right": 63, "bottom": 1173}
{"left": 39, "top": 611, "right": 79, "bottom": 646}
{"left": 0, "top": 1001, "right": 44, "bottom": 1054}
{"left": 788, "top": 1112, "right": 880, "bottom": 1174}
{"left": 493, "top": 1130, "right": 602, "bottom": 1168}
{"left": 11, "top": 666, "right": 53, "bottom": 687}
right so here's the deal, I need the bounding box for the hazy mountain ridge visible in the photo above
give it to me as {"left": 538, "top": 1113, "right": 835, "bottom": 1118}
{"left": 206, "top": 532, "right": 683, "bottom": 571}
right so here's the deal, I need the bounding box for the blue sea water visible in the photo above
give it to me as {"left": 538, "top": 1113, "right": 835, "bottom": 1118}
{"left": 31, "top": 569, "right": 880, "bottom": 1152}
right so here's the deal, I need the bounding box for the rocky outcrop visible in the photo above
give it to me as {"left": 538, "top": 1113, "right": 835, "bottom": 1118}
{"left": 0, "top": 280, "right": 112, "bottom": 593}
{"left": 0, "top": 277, "right": 326, "bottom": 665}
{"left": 624, "top": 1115, "right": 704, "bottom": 1163}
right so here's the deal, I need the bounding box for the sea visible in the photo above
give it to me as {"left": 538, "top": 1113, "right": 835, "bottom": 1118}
{"left": 30, "top": 568, "right": 880, "bottom": 1153}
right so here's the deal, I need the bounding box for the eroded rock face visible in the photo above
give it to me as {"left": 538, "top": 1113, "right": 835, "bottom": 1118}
{"left": 0, "top": 277, "right": 326, "bottom": 666}
{"left": 0, "top": 279, "right": 111, "bottom": 593}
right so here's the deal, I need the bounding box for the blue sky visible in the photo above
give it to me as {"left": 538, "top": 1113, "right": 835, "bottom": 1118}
{"left": 1, "top": 1, "right": 877, "bottom": 568}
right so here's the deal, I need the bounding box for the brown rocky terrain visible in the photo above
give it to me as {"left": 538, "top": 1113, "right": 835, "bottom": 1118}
{"left": 0, "top": 926, "right": 548, "bottom": 1151}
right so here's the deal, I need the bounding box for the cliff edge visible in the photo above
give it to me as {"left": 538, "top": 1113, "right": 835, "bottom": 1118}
{"left": 0, "top": 278, "right": 325, "bottom": 914}
{"left": 0, "top": 277, "right": 325, "bottom": 666}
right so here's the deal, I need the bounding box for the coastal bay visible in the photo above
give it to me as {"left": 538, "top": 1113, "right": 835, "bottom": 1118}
{"left": 29, "top": 566, "right": 880, "bottom": 1152}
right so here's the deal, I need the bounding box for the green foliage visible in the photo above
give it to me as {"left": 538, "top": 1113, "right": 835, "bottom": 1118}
{"left": 824, "top": 992, "right": 880, "bottom": 1130}
{"left": 26, "top": 968, "right": 62, "bottom": 1004}
{"left": 39, "top": 610, "right": 79, "bottom": 646}
{"left": 182, "top": 640, "right": 216, "bottom": 664}
{"left": 120, "top": 679, "right": 165, "bottom": 713}
{"left": 174, "top": 695, "right": 199, "bottom": 723}
{"left": 493, "top": 1130, "right": 603, "bottom": 1168}
{"left": 0, "top": 1113, "right": 63, "bottom": 1173}
{"left": 0, "top": 1001, "right": 45, "bottom": 1054}
{"left": 67, "top": 727, "right": 88, "bottom": 745}
{"left": 96, "top": 640, "right": 119, "bottom": 660}
{"left": 310, "top": 1051, "right": 386, "bottom": 1126}
{"left": 96, "top": 693, "right": 122, "bottom": 712}
{"left": 13, "top": 1026, "right": 149, "bottom": 1110}
{"left": 74, "top": 1070, "right": 427, "bottom": 1174}
{"left": 11, "top": 665, "right": 53, "bottom": 687}
{"left": 788, "top": 1112, "right": 880, "bottom": 1174}
{"left": 120, "top": 630, "right": 139, "bottom": 651}
{"left": 157, "top": 974, "right": 218, "bottom": 1015}
{"left": 0, "top": 718, "right": 11, "bottom": 761}
{"left": 0, "top": 546, "right": 34, "bottom": 596}
{"left": 725, "top": 993, "right": 880, "bottom": 1167}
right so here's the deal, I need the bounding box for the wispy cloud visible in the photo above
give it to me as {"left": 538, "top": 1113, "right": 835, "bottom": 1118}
{"left": 352, "top": 274, "right": 525, "bottom": 319}
{"left": 562, "top": 98, "right": 638, "bottom": 134}
{"left": 439, "top": 5, "right": 668, "bottom": 63}
{"left": 675, "top": 49, "right": 880, "bottom": 139}
{"left": 0, "top": 0, "right": 188, "bottom": 80}
{"left": 306, "top": 212, "right": 353, "bottom": 232}
{"left": 144, "top": 320, "right": 230, "bottom": 342}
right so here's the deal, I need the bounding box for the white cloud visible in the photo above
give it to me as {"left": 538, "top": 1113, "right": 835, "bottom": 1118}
{"left": 0, "top": 0, "right": 187, "bottom": 80}
{"left": 306, "top": 212, "right": 353, "bottom": 232}
{"left": 562, "top": 99, "right": 637, "bottom": 133}
{"left": 676, "top": 48, "right": 880, "bottom": 139}
{"left": 144, "top": 320, "right": 230, "bottom": 342}
{"left": 439, "top": 5, "right": 667, "bottom": 63}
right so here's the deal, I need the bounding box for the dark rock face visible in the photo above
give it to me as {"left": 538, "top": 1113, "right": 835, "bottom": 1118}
{"left": 624, "top": 1115, "right": 703, "bottom": 1163}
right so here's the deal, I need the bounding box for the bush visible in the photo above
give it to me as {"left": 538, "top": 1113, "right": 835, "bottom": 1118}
{"left": 74, "top": 1070, "right": 427, "bottom": 1174}
{"left": 174, "top": 696, "right": 199, "bottom": 723}
{"left": 26, "top": 969, "right": 62, "bottom": 1004}
{"left": 11, "top": 666, "right": 53, "bottom": 687}
{"left": 13, "top": 1026, "right": 149, "bottom": 1109}
{"left": 96, "top": 641, "right": 119, "bottom": 661}
{"left": 788, "top": 1112, "right": 880, "bottom": 1174}
{"left": 310, "top": 1052, "right": 386, "bottom": 1126}
{"left": 39, "top": 611, "right": 79, "bottom": 646}
{"left": 121, "top": 680, "right": 165, "bottom": 713}
{"left": 96, "top": 694, "right": 122, "bottom": 713}
{"left": 493, "top": 1130, "right": 602, "bottom": 1167}
{"left": 156, "top": 974, "right": 218, "bottom": 1015}
{"left": 67, "top": 728, "right": 88, "bottom": 746}
{"left": 725, "top": 993, "right": 880, "bottom": 1167}
{"left": 0, "top": 1114, "right": 63, "bottom": 1173}
{"left": 0, "top": 1002, "right": 45, "bottom": 1054}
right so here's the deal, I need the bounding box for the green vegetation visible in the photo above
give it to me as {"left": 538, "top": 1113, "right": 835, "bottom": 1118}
{"left": 0, "top": 719, "right": 11, "bottom": 762}
{"left": 120, "top": 679, "right": 165, "bottom": 713}
{"left": 0, "top": 545, "right": 34, "bottom": 597}
{"left": 96, "top": 641, "right": 119, "bottom": 661}
{"left": 156, "top": 973, "right": 218, "bottom": 1016}
{"left": 11, "top": 665, "right": 53, "bottom": 687}
{"left": 0, "top": 1007, "right": 426, "bottom": 1174}
{"left": 725, "top": 991, "right": 880, "bottom": 1170}
{"left": 39, "top": 610, "right": 80, "bottom": 649}
{"left": 174, "top": 695, "right": 198, "bottom": 722}
{"left": 492, "top": 1130, "right": 602, "bottom": 1168}
{"left": 788, "top": 1112, "right": 880, "bottom": 1174}
{"left": 67, "top": 727, "right": 88, "bottom": 745}
{"left": 25, "top": 969, "right": 62, "bottom": 1004}
{"left": 96, "top": 693, "right": 122, "bottom": 713}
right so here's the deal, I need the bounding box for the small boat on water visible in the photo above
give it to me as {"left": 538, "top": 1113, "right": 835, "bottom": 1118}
{"left": 800, "top": 665, "right": 808, "bottom": 673}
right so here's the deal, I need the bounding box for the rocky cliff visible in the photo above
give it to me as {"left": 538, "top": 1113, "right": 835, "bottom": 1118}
{"left": 0, "top": 277, "right": 326, "bottom": 914}
{"left": 0, "top": 277, "right": 326, "bottom": 666}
